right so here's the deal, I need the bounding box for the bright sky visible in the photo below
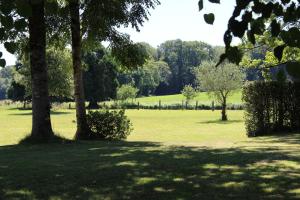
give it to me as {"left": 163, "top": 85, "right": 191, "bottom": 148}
{"left": 0, "top": 0, "right": 236, "bottom": 66}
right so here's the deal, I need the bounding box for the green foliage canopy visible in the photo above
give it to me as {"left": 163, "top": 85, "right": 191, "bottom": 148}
{"left": 158, "top": 39, "right": 217, "bottom": 93}
{"left": 83, "top": 45, "right": 118, "bottom": 107}
{"left": 181, "top": 85, "right": 197, "bottom": 104}
{"left": 117, "top": 84, "right": 139, "bottom": 101}
{"left": 14, "top": 47, "right": 73, "bottom": 99}
{"left": 194, "top": 61, "right": 245, "bottom": 120}
{"left": 199, "top": 0, "right": 300, "bottom": 66}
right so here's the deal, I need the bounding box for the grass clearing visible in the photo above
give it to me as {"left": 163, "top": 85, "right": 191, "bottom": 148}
{"left": 0, "top": 106, "right": 300, "bottom": 199}
{"left": 132, "top": 90, "right": 242, "bottom": 106}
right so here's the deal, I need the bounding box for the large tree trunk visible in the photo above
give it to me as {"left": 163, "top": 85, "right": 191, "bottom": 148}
{"left": 69, "top": 1, "right": 91, "bottom": 140}
{"left": 29, "top": 0, "right": 54, "bottom": 140}
{"left": 88, "top": 100, "right": 99, "bottom": 109}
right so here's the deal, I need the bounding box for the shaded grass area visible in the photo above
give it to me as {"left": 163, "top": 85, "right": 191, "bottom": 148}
{"left": 198, "top": 119, "right": 244, "bottom": 124}
{"left": 0, "top": 139, "right": 300, "bottom": 200}
{"left": 18, "top": 134, "right": 72, "bottom": 145}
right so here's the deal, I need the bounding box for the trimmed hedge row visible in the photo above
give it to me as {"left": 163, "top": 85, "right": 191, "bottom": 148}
{"left": 243, "top": 81, "right": 300, "bottom": 137}
{"left": 98, "top": 102, "right": 244, "bottom": 111}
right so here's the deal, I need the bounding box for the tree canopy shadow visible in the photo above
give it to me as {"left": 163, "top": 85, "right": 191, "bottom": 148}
{"left": 0, "top": 140, "right": 299, "bottom": 200}
{"left": 246, "top": 133, "right": 300, "bottom": 146}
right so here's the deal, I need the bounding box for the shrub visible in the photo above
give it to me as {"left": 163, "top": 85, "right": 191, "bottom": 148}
{"left": 86, "top": 110, "right": 133, "bottom": 140}
{"left": 243, "top": 81, "right": 300, "bottom": 137}
{"left": 181, "top": 85, "right": 197, "bottom": 104}
{"left": 117, "top": 84, "right": 139, "bottom": 101}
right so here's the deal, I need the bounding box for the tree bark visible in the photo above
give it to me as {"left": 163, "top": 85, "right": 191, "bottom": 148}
{"left": 69, "top": 1, "right": 91, "bottom": 140}
{"left": 221, "top": 95, "right": 228, "bottom": 121}
{"left": 29, "top": 0, "right": 54, "bottom": 140}
{"left": 88, "top": 100, "right": 99, "bottom": 109}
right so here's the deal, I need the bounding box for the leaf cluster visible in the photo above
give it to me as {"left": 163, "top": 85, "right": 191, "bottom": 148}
{"left": 199, "top": 0, "right": 300, "bottom": 66}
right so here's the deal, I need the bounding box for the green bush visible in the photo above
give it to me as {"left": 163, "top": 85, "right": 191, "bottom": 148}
{"left": 181, "top": 85, "right": 197, "bottom": 104}
{"left": 117, "top": 84, "right": 139, "bottom": 101}
{"left": 87, "top": 110, "right": 133, "bottom": 140}
{"left": 243, "top": 81, "right": 300, "bottom": 137}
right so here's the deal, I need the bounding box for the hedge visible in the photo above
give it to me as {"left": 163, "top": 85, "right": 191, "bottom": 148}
{"left": 243, "top": 81, "right": 300, "bottom": 137}
{"left": 98, "top": 102, "right": 244, "bottom": 111}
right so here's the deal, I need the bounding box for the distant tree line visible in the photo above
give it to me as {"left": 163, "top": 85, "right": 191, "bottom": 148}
{"left": 2, "top": 39, "right": 268, "bottom": 104}
{"left": 118, "top": 39, "right": 265, "bottom": 96}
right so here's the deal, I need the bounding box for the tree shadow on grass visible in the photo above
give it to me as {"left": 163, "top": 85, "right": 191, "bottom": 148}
{"left": 245, "top": 133, "right": 300, "bottom": 146}
{"left": 0, "top": 140, "right": 300, "bottom": 200}
{"left": 198, "top": 119, "right": 244, "bottom": 124}
{"left": 9, "top": 111, "right": 73, "bottom": 116}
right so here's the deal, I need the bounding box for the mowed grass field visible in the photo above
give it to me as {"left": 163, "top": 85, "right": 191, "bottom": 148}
{"left": 131, "top": 90, "right": 242, "bottom": 106}
{"left": 0, "top": 106, "right": 300, "bottom": 199}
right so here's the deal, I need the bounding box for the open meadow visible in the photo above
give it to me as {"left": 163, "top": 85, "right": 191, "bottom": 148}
{"left": 0, "top": 0, "right": 299, "bottom": 199}
{"left": 0, "top": 106, "right": 300, "bottom": 199}
{"left": 132, "top": 90, "right": 243, "bottom": 106}
{"left": 102, "top": 90, "right": 243, "bottom": 108}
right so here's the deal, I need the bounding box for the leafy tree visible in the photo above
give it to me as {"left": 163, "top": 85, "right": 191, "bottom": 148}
{"left": 157, "top": 39, "right": 215, "bottom": 93}
{"left": 117, "top": 84, "right": 139, "bottom": 102}
{"left": 139, "top": 42, "right": 159, "bottom": 60}
{"left": 136, "top": 60, "right": 171, "bottom": 96}
{"left": 118, "top": 59, "right": 171, "bottom": 96}
{"left": 199, "top": 0, "right": 300, "bottom": 66}
{"left": 0, "top": 0, "right": 57, "bottom": 140}
{"left": 47, "top": 48, "right": 73, "bottom": 99}
{"left": 0, "top": 66, "right": 14, "bottom": 99}
{"left": 14, "top": 47, "right": 73, "bottom": 100}
{"left": 65, "top": 0, "right": 159, "bottom": 139}
{"left": 240, "top": 30, "right": 300, "bottom": 80}
{"left": 7, "top": 81, "right": 27, "bottom": 108}
{"left": 195, "top": 62, "right": 245, "bottom": 121}
{"left": 181, "top": 85, "right": 197, "bottom": 104}
{"left": 83, "top": 46, "right": 118, "bottom": 109}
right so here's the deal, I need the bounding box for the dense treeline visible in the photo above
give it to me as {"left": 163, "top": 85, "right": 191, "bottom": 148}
{"left": 0, "top": 66, "right": 14, "bottom": 100}
{"left": 118, "top": 40, "right": 230, "bottom": 96}
{"left": 2, "top": 39, "right": 266, "bottom": 102}
{"left": 83, "top": 46, "right": 118, "bottom": 108}
{"left": 157, "top": 40, "right": 216, "bottom": 94}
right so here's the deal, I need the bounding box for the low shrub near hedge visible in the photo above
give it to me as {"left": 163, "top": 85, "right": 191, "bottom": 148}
{"left": 243, "top": 81, "right": 300, "bottom": 137}
{"left": 86, "top": 110, "right": 133, "bottom": 140}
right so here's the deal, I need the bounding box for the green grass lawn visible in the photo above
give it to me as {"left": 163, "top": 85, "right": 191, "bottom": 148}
{"left": 0, "top": 106, "right": 300, "bottom": 199}
{"left": 131, "top": 90, "right": 242, "bottom": 106}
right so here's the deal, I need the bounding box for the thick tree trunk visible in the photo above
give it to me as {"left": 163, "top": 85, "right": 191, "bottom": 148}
{"left": 221, "top": 97, "right": 228, "bottom": 121}
{"left": 29, "top": 0, "right": 54, "bottom": 140}
{"left": 88, "top": 100, "right": 99, "bottom": 109}
{"left": 69, "top": 1, "right": 91, "bottom": 140}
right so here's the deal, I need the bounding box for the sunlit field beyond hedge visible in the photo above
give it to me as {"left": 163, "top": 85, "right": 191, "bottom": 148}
{"left": 132, "top": 90, "right": 242, "bottom": 106}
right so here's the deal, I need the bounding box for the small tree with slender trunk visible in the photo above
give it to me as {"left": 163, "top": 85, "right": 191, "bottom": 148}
{"left": 117, "top": 84, "right": 139, "bottom": 102}
{"left": 65, "top": 0, "right": 159, "bottom": 140}
{"left": 194, "top": 61, "right": 245, "bottom": 121}
{"left": 68, "top": 0, "right": 91, "bottom": 140}
{"left": 181, "top": 85, "right": 197, "bottom": 105}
